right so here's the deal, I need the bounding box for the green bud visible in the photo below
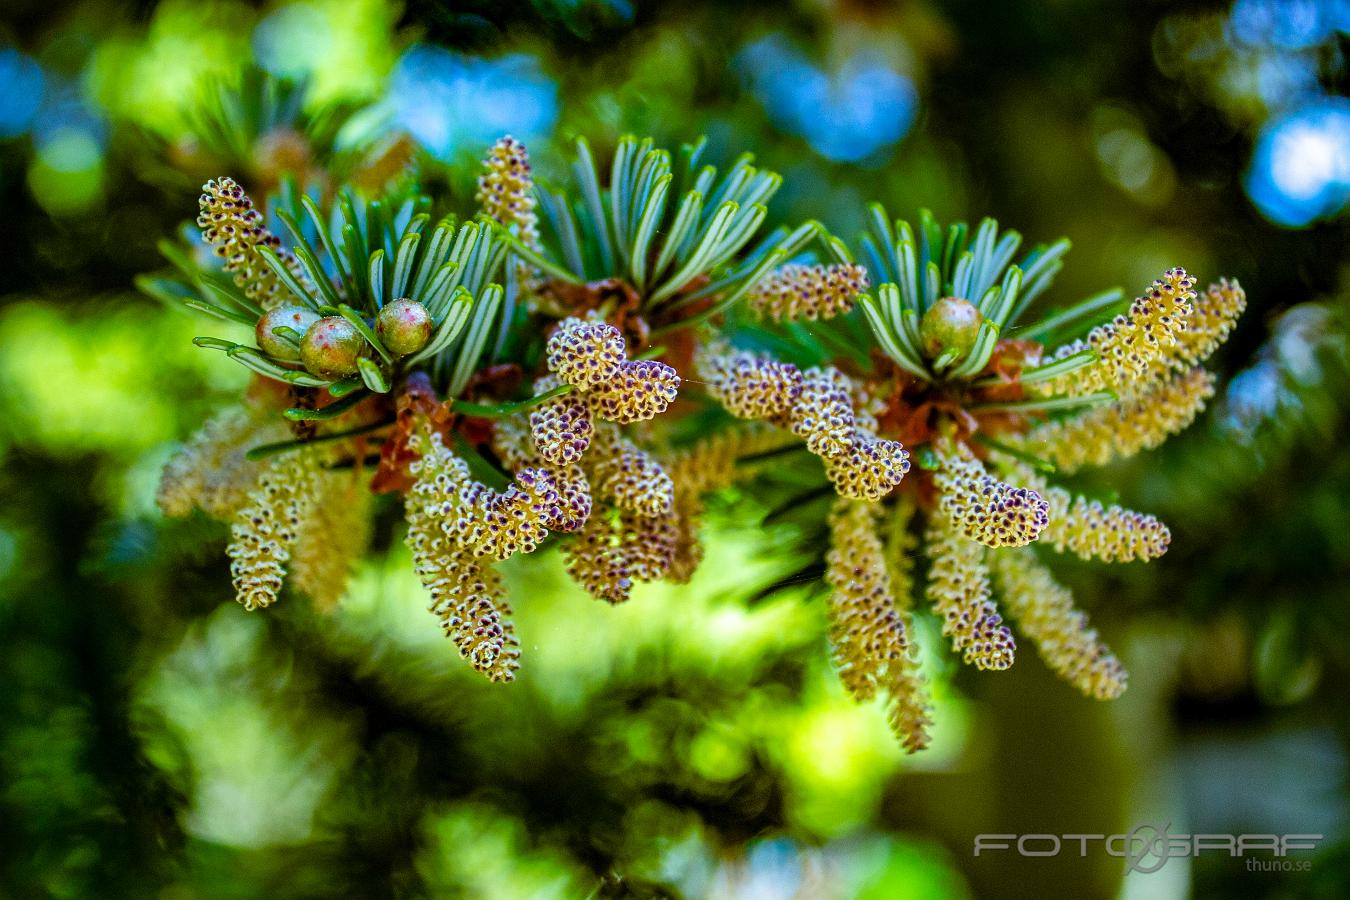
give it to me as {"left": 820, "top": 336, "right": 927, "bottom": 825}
{"left": 920, "top": 296, "right": 982, "bottom": 360}
{"left": 255, "top": 306, "right": 321, "bottom": 361}
{"left": 375, "top": 298, "right": 433, "bottom": 357}
{"left": 300, "top": 317, "right": 365, "bottom": 379}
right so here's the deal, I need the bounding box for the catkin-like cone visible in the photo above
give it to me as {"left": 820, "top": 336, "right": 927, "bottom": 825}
{"left": 825, "top": 498, "right": 932, "bottom": 752}
{"left": 451, "top": 467, "right": 562, "bottom": 561}
{"left": 416, "top": 539, "right": 521, "bottom": 683}
{"left": 588, "top": 427, "right": 675, "bottom": 517}
{"left": 545, "top": 317, "right": 681, "bottom": 424}
{"left": 547, "top": 317, "right": 627, "bottom": 389}
{"left": 197, "top": 176, "right": 307, "bottom": 309}
{"left": 664, "top": 427, "right": 798, "bottom": 583}
{"left": 563, "top": 506, "right": 676, "bottom": 604}
{"left": 291, "top": 469, "right": 374, "bottom": 611}
{"left": 747, "top": 262, "right": 868, "bottom": 322}
{"left": 157, "top": 405, "right": 289, "bottom": 520}
{"left": 924, "top": 511, "right": 1016, "bottom": 671}
{"left": 1046, "top": 493, "right": 1169, "bottom": 562}
{"left": 695, "top": 347, "right": 802, "bottom": 419}
{"left": 1042, "top": 267, "right": 1196, "bottom": 397}
{"left": 1024, "top": 367, "right": 1215, "bottom": 474}
{"left": 932, "top": 439, "right": 1048, "bottom": 548}
{"left": 404, "top": 424, "right": 520, "bottom": 682}
{"left": 789, "top": 367, "right": 857, "bottom": 458}
{"left": 696, "top": 348, "right": 908, "bottom": 500}
{"left": 989, "top": 548, "right": 1127, "bottom": 700}
{"left": 1005, "top": 464, "right": 1171, "bottom": 563}
{"left": 1139, "top": 278, "right": 1246, "bottom": 383}
{"left": 587, "top": 360, "right": 681, "bottom": 424}
{"left": 528, "top": 375, "right": 594, "bottom": 465}
{"left": 822, "top": 431, "right": 911, "bottom": 501}
{"left": 476, "top": 136, "right": 540, "bottom": 249}
{"left": 226, "top": 449, "right": 321, "bottom": 611}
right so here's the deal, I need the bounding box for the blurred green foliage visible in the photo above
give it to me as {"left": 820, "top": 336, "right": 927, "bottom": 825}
{"left": 1, "top": 0, "right": 1348, "bottom": 897}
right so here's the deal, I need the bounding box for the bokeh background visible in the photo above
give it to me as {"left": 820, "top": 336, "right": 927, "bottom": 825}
{"left": 1, "top": 0, "right": 1348, "bottom": 897}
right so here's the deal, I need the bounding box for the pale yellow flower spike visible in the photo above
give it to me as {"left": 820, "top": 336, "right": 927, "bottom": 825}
{"left": 664, "top": 426, "right": 798, "bottom": 583}
{"left": 1025, "top": 366, "right": 1216, "bottom": 474}
{"left": 790, "top": 367, "right": 856, "bottom": 458}
{"left": 588, "top": 425, "right": 675, "bottom": 517}
{"left": 404, "top": 423, "right": 519, "bottom": 682}
{"left": 476, "top": 136, "right": 540, "bottom": 250}
{"left": 291, "top": 470, "right": 374, "bottom": 611}
{"left": 747, "top": 262, "right": 869, "bottom": 323}
{"left": 825, "top": 498, "right": 932, "bottom": 752}
{"left": 1144, "top": 277, "right": 1247, "bottom": 382}
{"left": 823, "top": 431, "right": 911, "bottom": 501}
{"left": 562, "top": 507, "right": 676, "bottom": 604}
{"left": 696, "top": 348, "right": 909, "bottom": 501}
{"left": 924, "top": 511, "right": 1016, "bottom": 671}
{"left": 932, "top": 439, "right": 1048, "bottom": 548}
{"left": 452, "top": 467, "right": 561, "bottom": 561}
{"left": 426, "top": 548, "right": 521, "bottom": 682}
{"left": 1007, "top": 465, "right": 1171, "bottom": 563}
{"left": 1045, "top": 267, "right": 1197, "bottom": 397}
{"left": 1049, "top": 494, "right": 1170, "bottom": 562}
{"left": 197, "top": 177, "right": 307, "bottom": 310}
{"left": 989, "top": 549, "right": 1127, "bottom": 700}
{"left": 490, "top": 411, "right": 594, "bottom": 534}
{"left": 226, "top": 449, "right": 321, "bottom": 611}
{"left": 157, "top": 405, "right": 288, "bottom": 520}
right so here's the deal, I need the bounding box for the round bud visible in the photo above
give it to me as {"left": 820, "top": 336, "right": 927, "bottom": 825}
{"left": 300, "top": 317, "right": 365, "bottom": 379}
{"left": 253, "top": 128, "right": 311, "bottom": 182}
{"left": 256, "top": 306, "right": 321, "bottom": 361}
{"left": 375, "top": 299, "right": 433, "bottom": 357}
{"left": 920, "top": 296, "right": 982, "bottom": 360}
